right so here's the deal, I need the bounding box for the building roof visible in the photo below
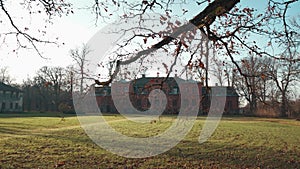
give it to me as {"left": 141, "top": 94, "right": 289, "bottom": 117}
{"left": 0, "top": 82, "right": 22, "bottom": 92}
{"left": 133, "top": 76, "right": 180, "bottom": 88}
{"left": 95, "top": 85, "right": 111, "bottom": 96}
{"left": 95, "top": 76, "right": 239, "bottom": 97}
{"left": 202, "top": 86, "right": 239, "bottom": 97}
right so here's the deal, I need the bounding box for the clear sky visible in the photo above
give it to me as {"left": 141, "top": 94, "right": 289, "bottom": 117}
{"left": 0, "top": 0, "right": 299, "bottom": 84}
{"left": 0, "top": 0, "right": 102, "bottom": 83}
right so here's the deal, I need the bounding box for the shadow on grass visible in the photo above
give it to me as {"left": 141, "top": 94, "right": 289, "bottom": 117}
{"left": 27, "top": 132, "right": 300, "bottom": 168}
{"left": 0, "top": 114, "right": 299, "bottom": 168}
{"left": 0, "top": 111, "right": 77, "bottom": 118}
{"left": 0, "top": 123, "right": 299, "bottom": 168}
{"left": 0, "top": 111, "right": 123, "bottom": 118}
{"left": 165, "top": 140, "right": 300, "bottom": 168}
{"left": 29, "top": 126, "right": 300, "bottom": 169}
{"left": 0, "top": 122, "right": 59, "bottom": 136}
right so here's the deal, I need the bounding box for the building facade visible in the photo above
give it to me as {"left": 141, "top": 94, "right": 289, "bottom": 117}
{"left": 95, "top": 76, "right": 239, "bottom": 115}
{"left": 0, "top": 82, "right": 23, "bottom": 112}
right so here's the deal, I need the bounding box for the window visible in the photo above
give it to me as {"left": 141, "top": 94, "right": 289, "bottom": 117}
{"left": 137, "top": 100, "right": 141, "bottom": 107}
{"left": 138, "top": 87, "right": 147, "bottom": 94}
{"left": 123, "top": 86, "right": 129, "bottom": 93}
{"left": 15, "top": 103, "right": 19, "bottom": 109}
{"left": 1, "top": 102, "right": 5, "bottom": 110}
{"left": 12, "top": 92, "right": 16, "bottom": 98}
{"left": 36, "top": 103, "right": 40, "bottom": 109}
{"left": 10, "top": 102, "right": 13, "bottom": 109}
{"left": 141, "top": 89, "right": 147, "bottom": 94}
{"left": 227, "top": 101, "right": 232, "bottom": 110}
{"left": 143, "top": 99, "right": 149, "bottom": 107}
{"left": 134, "top": 87, "right": 138, "bottom": 94}
{"left": 103, "top": 89, "right": 108, "bottom": 96}
{"left": 173, "top": 99, "right": 178, "bottom": 107}
{"left": 154, "top": 99, "right": 159, "bottom": 106}
{"left": 6, "top": 91, "right": 11, "bottom": 98}
{"left": 172, "top": 88, "right": 178, "bottom": 94}
{"left": 191, "top": 99, "right": 196, "bottom": 105}
{"left": 182, "top": 99, "right": 189, "bottom": 107}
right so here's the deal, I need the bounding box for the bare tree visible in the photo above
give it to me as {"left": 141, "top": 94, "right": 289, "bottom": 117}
{"left": 0, "top": 0, "right": 72, "bottom": 57}
{"left": 1, "top": 0, "right": 298, "bottom": 58}
{"left": 269, "top": 54, "right": 300, "bottom": 117}
{"left": 233, "top": 55, "right": 274, "bottom": 114}
{"left": 266, "top": 2, "right": 300, "bottom": 117}
{"left": 70, "top": 44, "right": 91, "bottom": 94}
{"left": 0, "top": 66, "right": 14, "bottom": 84}
{"left": 35, "top": 66, "right": 66, "bottom": 111}
{"left": 87, "top": 0, "right": 299, "bottom": 88}
{"left": 22, "top": 78, "right": 35, "bottom": 111}
{"left": 209, "top": 56, "right": 229, "bottom": 87}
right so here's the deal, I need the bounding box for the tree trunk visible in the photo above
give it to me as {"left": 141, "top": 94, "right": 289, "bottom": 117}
{"left": 249, "top": 95, "right": 257, "bottom": 115}
{"left": 80, "top": 68, "right": 84, "bottom": 94}
{"left": 205, "top": 36, "right": 209, "bottom": 87}
{"left": 280, "top": 92, "right": 288, "bottom": 117}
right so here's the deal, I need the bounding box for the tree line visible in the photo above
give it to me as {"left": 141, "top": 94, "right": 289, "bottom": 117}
{"left": 0, "top": 44, "right": 90, "bottom": 113}
{"left": 209, "top": 55, "right": 300, "bottom": 118}
{"left": 1, "top": 43, "right": 299, "bottom": 117}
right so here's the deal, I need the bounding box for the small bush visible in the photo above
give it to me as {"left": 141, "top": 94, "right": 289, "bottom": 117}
{"left": 289, "top": 100, "right": 300, "bottom": 118}
{"left": 255, "top": 103, "right": 281, "bottom": 118}
{"left": 58, "top": 103, "right": 75, "bottom": 114}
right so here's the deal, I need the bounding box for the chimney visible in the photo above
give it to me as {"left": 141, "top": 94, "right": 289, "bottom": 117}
{"left": 215, "top": 83, "right": 218, "bottom": 86}
{"left": 142, "top": 74, "right": 146, "bottom": 78}
{"left": 175, "top": 73, "right": 178, "bottom": 77}
{"left": 157, "top": 72, "right": 160, "bottom": 77}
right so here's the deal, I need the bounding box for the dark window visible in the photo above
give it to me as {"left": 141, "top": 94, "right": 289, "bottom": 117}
{"left": 103, "top": 89, "right": 108, "bottom": 96}
{"left": 173, "top": 99, "right": 177, "bottom": 106}
{"left": 134, "top": 87, "right": 138, "bottom": 93}
{"left": 191, "top": 99, "right": 196, "bottom": 105}
{"left": 171, "top": 87, "right": 178, "bottom": 94}
{"left": 155, "top": 99, "right": 159, "bottom": 105}
{"left": 138, "top": 87, "right": 143, "bottom": 94}
{"left": 138, "top": 87, "right": 147, "bottom": 94}
{"left": 1, "top": 102, "right": 5, "bottom": 110}
{"left": 137, "top": 99, "right": 141, "bottom": 107}
{"left": 106, "top": 105, "right": 110, "bottom": 112}
{"left": 123, "top": 86, "right": 129, "bottom": 93}
{"left": 6, "top": 91, "right": 10, "bottom": 98}
{"left": 143, "top": 99, "right": 149, "bottom": 107}
{"left": 182, "top": 99, "right": 189, "bottom": 107}
{"left": 10, "top": 102, "right": 13, "bottom": 109}
{"left": 227, "top": 101, "right": 232, "bottom": 110}
{"left": 15, "top": 103, "right": 19, "bottom": 109}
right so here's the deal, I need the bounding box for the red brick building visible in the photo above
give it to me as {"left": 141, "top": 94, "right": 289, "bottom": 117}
{"left": 95, "top": 75, "right": 239, "bottom": 115}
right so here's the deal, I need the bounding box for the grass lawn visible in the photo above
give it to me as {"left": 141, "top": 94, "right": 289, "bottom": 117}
{"left": 0, "top": 112, "right": 299, "bottom": 168}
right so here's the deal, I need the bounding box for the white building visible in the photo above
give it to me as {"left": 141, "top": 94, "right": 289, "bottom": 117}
{"left": 0, "top": 82, "right": 23, "bottom": 112}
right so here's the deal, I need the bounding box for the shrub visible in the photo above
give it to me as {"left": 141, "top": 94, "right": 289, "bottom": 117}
{"left": 58, "top": 102, "right": 75, "bottom": 114}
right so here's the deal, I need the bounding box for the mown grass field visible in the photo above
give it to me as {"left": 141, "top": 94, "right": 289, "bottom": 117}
{"left": 0, "top": 112, "right": 299, "bottom": 168}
